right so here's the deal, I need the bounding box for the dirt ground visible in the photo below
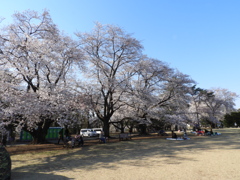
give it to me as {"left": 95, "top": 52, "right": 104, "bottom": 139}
{"left": 6, "top": 134, "right": 163, "bottom": 155}
{"left": 6, "top": 128, "right": 240, "bottom": 180}
{"left": 6, "top": 134, "right": 164, "bottom": 155}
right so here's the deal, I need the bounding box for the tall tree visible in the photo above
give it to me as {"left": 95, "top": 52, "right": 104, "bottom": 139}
{"left": 117, "top": 57, "right": 195, "bottom": 133}
{"left": 201, "top": 88, "right": 238, "bottom": 127}
{"left": 189, "top": 85, "right": 205, "bottom": 126}
{"left": 0, "top": 10, "right": 83, "bottom": 143}
{"left": 223, "top": 111, "right": 240, "bottom": 127}
{"left": 76, "top": 23, "right": 143, "bottom": 137}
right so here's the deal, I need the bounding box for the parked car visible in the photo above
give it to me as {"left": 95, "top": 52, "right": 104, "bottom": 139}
{"left": 92, "top": 128, "right": 103, "bottom": 135}
{"left": 80, "top": 129, "right": 98, "bottom": 137}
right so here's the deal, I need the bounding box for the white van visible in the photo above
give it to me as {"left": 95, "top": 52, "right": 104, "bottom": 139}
{"left": 80, "top": 129, "right": 98, "bottom": 137}
{"left": 92, "top": 128, "right": 103, "bottom": 135}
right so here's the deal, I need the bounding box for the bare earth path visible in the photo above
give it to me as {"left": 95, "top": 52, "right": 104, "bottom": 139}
{"left": 9, "top": 128, "right": 240, "bottom": 180}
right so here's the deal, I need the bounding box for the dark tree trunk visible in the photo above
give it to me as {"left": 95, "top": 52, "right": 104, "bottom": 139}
{"left": 127, "top": 120, "right": 137, "bottom": 133}
{"left": 30, "top": 128, "right": 48, "bottom": 144}
{"left": 24, "top": 118, "right": 53, "bottom": 144}
{"left": 103, "top": 120, "right": 110, "bottom": 138}
{"left": 119, "top": 121, "right": 124, "bottom": 133}
{"left": 138, "top": 124, "right": 147, "bottom": 135}
{"left": 128, "top": 125, "right": 133, "bottom": 133}
{"left": 111, "top": 121, "right": 125, "bottom": 133}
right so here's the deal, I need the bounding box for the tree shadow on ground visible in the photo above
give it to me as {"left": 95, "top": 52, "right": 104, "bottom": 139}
{"left": 11, "top": 172, "right": 74, "bottom": 180}
{"left": 11, "top": 128, "right": 240, "bottom": 179}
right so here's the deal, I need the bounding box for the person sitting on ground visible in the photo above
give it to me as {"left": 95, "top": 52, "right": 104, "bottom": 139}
{"left": 171, "top": 130, "right": 177, "bottom": 139}
{"left": 65, "top": 132, "right": 74, "bottom": 144}
{"left": 204, "top": 129, "right": 211, "bottom": 136}
{"left": 183, "top": 132, "right": 188, "bottom": 140}
{"left": 99, "top": 130, "right": 106, "bottom": 143}
{"left": 197, "top": 129, "right": 204, "bottom": 136}
{"left": 75, "top": 134, "right": 84, "bottom": 146}
{"left": 210, "top": 128, "right": 214, "bottom": 135}
{"left": 62, "top": 134, "right": 75, "bottom": 148}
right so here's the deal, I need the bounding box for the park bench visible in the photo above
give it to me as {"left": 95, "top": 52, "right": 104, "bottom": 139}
{"left": 119, "top": 133, "right": 131, "bottom": 141}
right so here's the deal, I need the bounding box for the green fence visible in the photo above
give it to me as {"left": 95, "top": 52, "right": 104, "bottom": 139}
{"left": 20, "top": 131, "right": 33, "bottom": 141}
{"left": 20, "top": 127, "right": 63, "bottom": 141}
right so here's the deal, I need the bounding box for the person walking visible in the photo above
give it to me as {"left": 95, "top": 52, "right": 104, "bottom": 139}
{"left": 57, "top": 128, "right": 64, "bottom": 144}
{"left": 99, "top": 130, "right": 106, "bottom": 143}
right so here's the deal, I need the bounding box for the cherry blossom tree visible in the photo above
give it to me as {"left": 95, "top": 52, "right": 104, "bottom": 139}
{"left": 0, "top": 10, "right": 84, "bottom": 143}
{"left": 187, "top": 85, "right": 208, "bottom": 127}
{"left": 1, "top": 10, "right": 239, "bottom": 143}
{"left": 128, "top": 58, "right": 195, "bottom": 131}
{"left": 75, "top": 23, "right": 143, "bottom": 137}
{"left": 200, "top": 88, "right": 238, "bottom": 127}
{"left": 108, "top": 57, "right": 195, "bottom": 133}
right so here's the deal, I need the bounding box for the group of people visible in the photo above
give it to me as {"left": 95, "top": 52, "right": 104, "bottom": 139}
{"left": 191, "top": 128, "right": 221, "bottom": 136}
{"left": 171, "top": 130, "right": 189, "bottom": 140}
{"left": 195, "top": 129, "right": 213, "bottom": 136}
{"left": 196, "top": 129, "right": 205, "bottom": 136}
{"left": 58, "top": 128, "right": 84, "bottom": 148}
{"left": 58, "top": 128, "right": 107, "bottom": 147}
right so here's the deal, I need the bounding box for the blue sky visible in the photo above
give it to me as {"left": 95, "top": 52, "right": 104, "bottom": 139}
{"left": 1, "top": 0, "right": 240, "bottom": 108}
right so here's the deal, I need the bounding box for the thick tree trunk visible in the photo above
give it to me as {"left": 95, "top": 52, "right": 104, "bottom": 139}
{"left": 30, "top": 128, "right": 48, "bottom": 144}
{"left": 103, "top": 120, "right": 110, "bottom": 138}
{"left": 120, "top": 121, "right": 124, "bottom": 133}
{"left": 24, "top": 118, "right": 53, "bottom": 144}
{"left": 138, "top": 124, "right": 147, "bottom": 135}
{"left": 128, "top": 125, "right": 133, "bottom": 133}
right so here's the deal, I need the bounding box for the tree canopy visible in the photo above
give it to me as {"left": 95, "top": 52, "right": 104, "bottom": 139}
{"left": 0, "top": 10, "right": 238, "bottom": 143}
